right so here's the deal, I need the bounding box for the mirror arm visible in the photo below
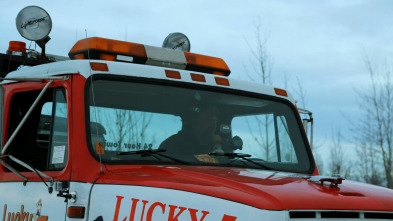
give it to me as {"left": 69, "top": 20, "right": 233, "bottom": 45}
{"left": 0, "top": 158, "right": 27, "bottom": 185}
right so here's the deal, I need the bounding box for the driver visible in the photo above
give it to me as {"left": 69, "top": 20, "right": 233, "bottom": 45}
{"left": 159, "top": 106, "right": 219, "bottom": 155}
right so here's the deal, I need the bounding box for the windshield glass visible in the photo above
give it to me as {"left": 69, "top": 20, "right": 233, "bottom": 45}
{"left": 87, "top": 77, "right": 312, "bottom": 173}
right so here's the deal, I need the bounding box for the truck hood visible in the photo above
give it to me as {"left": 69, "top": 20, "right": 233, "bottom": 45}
{"left": 101, "top": 165, "right": 393, "bottom": 211}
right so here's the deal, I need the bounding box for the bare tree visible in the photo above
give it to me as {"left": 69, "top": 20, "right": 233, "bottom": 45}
{"left": 329, "top": 129, "right": 345, "bottom": 175}
{"left": 328, "top": 128, "right": 355, "bottom": 179}
{"left": 294, "top": 76, "right": 307, "bottom": 109}
{"left": 126, "top": 111, "right": 153, "bottom": 150}
{"left": 293, "top": 76, "right": 327, "bottom": 175}
{"left": 244, "top": 19, "right": 276, "bottom": 160}
{"left": 245, "top": 19, "right": 316, "bottom": 164}
{"left": 112, "top": 110, "right": 130, "bottom": 151}
{"left": 244, "top": 18, "right": 273, "bottom": 84}
{"left": 99, "top": 108, "right": 153, "bottom": 151}
{"left": 356, "top": 138, "right": 383, "bottom": 185}
{"left": 354, "top": 55, "right": 393, "bottom": 188}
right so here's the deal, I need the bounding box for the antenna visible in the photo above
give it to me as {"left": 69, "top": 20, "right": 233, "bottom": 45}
{"left": 85, "top": 29, "right": 104, "bottom": 174}
{"left": 16, "top": 6, "right": 52, "bottom": 59}
{"left": 162, "top": 32, "right": 191, "bottom": 52}
{"left": 125, "top": 25, "right": 127, "bottom": 41}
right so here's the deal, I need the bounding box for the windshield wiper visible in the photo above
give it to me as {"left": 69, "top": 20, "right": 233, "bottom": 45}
{"left": 209, "top": 152, "right": 270, "bottom": 170}
{"left": 117, "top": 149, "right": 189, "bottom": 165}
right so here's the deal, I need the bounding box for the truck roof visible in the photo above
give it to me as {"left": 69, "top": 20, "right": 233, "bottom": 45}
{"left": 3, "top": 59, "right": 296, "bottom": 103}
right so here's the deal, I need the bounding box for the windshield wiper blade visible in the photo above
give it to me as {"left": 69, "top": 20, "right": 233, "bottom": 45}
{"left": 117, "top": 149, "right": 189, "bottom": 165}
{"left": 209, "top": 152, "right": 269, "bottom": 170}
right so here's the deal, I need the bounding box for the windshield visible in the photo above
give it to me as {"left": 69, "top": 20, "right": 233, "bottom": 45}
{"left": 86, "top": 77, "right": 313, "bottom": 173}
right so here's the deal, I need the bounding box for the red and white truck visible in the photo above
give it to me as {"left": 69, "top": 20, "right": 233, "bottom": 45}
{"left": 0, "top": 6, "right": 392, "bottom": 221}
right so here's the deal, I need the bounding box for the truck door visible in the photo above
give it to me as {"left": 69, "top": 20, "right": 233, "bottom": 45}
{"left": 0, "top": 83, "right": 71, "bottom": 221}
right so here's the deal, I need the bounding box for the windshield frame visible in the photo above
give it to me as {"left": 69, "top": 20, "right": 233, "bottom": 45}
{"left": 84, "top": 74, "right": 315, "bottom": 174}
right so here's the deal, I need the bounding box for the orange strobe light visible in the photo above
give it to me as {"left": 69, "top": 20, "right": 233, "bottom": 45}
{"left": 7, "top": 41, "right": 27, "bottom": 56}
{"left": 69, "top": 37, "right": 147, "bottom": 63}
{"left": 184, "top": 52, "right": 230, "bottom": 76}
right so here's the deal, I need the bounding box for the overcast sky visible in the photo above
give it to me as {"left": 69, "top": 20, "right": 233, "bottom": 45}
{"left": 1, "top": 0, "right": 393, "bottom": 166}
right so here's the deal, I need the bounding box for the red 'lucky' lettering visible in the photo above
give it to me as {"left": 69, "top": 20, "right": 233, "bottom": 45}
{"left": 113, "top": 196, "right": 125, "bottom": 221}
{"left": 188, "top": 208, "right": 209, "bottom": 221}
{"left": 146, "top": 202, "right": 166, "bottom": 221}
{"left": 140, "top": 200, "right": 149, "bottom": 221}
{"left": 168, "top": 205, "right": 187, "bottom": 221}
{"left": 129, "top": 198, "right": 140, "bottom": 221}
{"left": 112, "top": 195, "right": 236, "bottom": 221}
{"left": 2, "top": 204, "right": 48, "bottom": 221}
{"left": 221, "top": 214, "right": 238, "bottom": 221}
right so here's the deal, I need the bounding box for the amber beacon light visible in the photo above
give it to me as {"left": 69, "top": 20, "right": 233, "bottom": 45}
{"left": 68, "top": 37, "right": 231, "bottom": 76}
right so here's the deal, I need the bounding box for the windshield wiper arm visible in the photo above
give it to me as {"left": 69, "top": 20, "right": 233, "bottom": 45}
{"left": 209, "top": 152, "right": 269, "bottom": 170}
{"left": 117, "top": 149, "right": 189, "bottom": 165}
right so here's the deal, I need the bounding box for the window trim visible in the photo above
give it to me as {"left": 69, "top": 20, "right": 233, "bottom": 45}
{"left": 0, "top": 85, "right": 4, "bottom": 151}
{"left": 84, "top": 74, "right": 315, "bottom": 174}
{"left": 0, "top": 81, "right": 71, "bottom": 177}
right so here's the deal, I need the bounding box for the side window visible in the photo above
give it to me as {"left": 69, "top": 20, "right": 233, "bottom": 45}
{"left": 6, "top": 87, "right": 68, "bottom": 172}
{"left": 231, "top": 113, "right": 298, "bottom": 163}
{"left": 232, "top": 114, "right": 278, "bottom": 161}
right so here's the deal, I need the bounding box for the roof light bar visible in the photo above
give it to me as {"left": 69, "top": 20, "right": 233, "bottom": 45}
{"left": 69, "top": 37, "right": 147, "bottom": 63}
{"left": 69, "top": 37, "right": 231, "bottom": 76}
{"left": 184, "top": 52, "right": 230, "bottom": 76}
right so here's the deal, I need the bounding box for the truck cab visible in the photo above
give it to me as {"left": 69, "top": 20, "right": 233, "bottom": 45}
{"left": 1, "top": 8, "right": 393, "bottom": 221}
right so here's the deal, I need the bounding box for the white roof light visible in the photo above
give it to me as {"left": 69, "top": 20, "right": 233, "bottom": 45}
{"left": 16, "top": 6, "right": 52, "bottom": 41}
{"left": 162, "top": 32, "right": 191, "bottom": 52}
